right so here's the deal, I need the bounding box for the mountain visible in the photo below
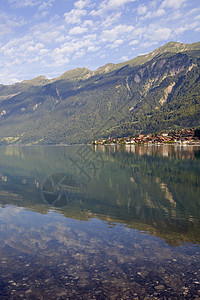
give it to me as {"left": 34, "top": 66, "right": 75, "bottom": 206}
{"left": 0, "top": 41, "right": 200, "bottom": 144}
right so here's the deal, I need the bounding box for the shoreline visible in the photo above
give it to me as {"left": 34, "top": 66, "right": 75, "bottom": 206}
{"left": 0, "top": 142, "right": 199, "bottom": 147}
{"left": 91, "top": 142, "right": 200, "bottom": 146}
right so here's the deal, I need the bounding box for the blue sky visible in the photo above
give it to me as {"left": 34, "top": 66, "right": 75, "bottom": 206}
{"left": 0, "top": 0, "right": 200, "bottom": 84}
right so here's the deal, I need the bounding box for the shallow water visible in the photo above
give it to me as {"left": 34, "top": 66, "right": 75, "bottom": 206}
{"left": 0, "top": 145, "right": 200, "bottom": 299}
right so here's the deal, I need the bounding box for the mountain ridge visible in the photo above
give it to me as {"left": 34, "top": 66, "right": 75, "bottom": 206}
{"left": 4, "top": 41, "right": 200, "bottom": 87}
{"left": 0, "top": 41, "right": 200, "bottom": 144}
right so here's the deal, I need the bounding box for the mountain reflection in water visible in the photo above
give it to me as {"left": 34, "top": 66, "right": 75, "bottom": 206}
{"left": 0, "top": 145, "right": 200, "bottom": 245}
{"left": 0, "top": 145, "right": 200, "bottom": 299}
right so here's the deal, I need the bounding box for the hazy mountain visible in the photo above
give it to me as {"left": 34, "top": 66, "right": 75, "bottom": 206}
{"left": 0, "top": 41, "right": 200, "bottom": 144}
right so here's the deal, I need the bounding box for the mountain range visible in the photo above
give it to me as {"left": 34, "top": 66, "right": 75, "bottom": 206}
{"left": 0, "top": 41, "right": 200, "bottom": 144}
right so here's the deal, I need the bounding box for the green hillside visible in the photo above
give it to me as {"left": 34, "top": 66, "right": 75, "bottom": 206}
{"left": 0, "top": 41, "right": 200, "bottom": 144}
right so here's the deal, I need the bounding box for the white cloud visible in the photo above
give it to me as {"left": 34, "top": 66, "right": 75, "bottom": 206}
{"left": 161, "top": 0, "right": 187, "bottom": 10}
{"left": 87, "top": 45, "right": 100, "bottom": 52}
{"left": 129, "top": 39, "right": 139, "bottom": 46}
{"left": 174, "top": 27, "right": 185, "bottom": 35}
{"left": 31, "top": 21, "right": 65, "bottom": 43}
{"left": 74, "top": 0, "right": 90, "bottom": 9}
{"left": 186, "top": 8, "right": 200, "bottom": 17}
{"left": 132, "top": 25, "right": 172, "bottom": 42}
{"left": 175, "top": 21, "right": 200, "bottom": 35}
{"left": 37, "top": 30, "right": 62, "bottom": 43}
{"left": 73, "top": 51, "right": 85, "bottom": 58}
{"left": 0, "top": 13, "right": 26, "bottom": 38}
{"left": 8, "top": 0, "right": 41, "bottom": 8}
{"left": 141, "top": 8, "right": 166, "bottom": 20}
{"left": 50, "top": 33, "right": 99, "bottom": 66}
{"left": 101, "top": 24, "right": 134, "bottom": 42}
{"left": 38, "top": 0, "right": 55, "bottom": 10}
{"left": 0, "top": 34, "right": 50, "bottom": 74}
{"left": 26, "top": 42, "right": 44, "bottom": 52}
{"left": 91, "top": 0, "right": 135, "bottom": 15}
{"left": 151, "top": 27, "right": 172, "bottom": 41}
{"left": 64, "top": 9, "right": 87, "bottom": 24}
{"left": 139, "top": 41, "right": 158, "bottom": 49}
{"left": 109, "top": 39, "right": 124, "bottom": 48}
{"left": 83, "top": 20, "right": 93, "bottom": 27}
{"left": 120, "top": 55, "right": 129, "bottom": 61}
{"left": 164, "top": 10, "right": 182, "bottom": 21}
{"left": 102, "top": 12, "right": 122, "bottom": 27}
{"left": 137, "top": 5, "right": 147, "bottom": 15}
{"left": 38, "top": 48, "right": 49, "bottom": 55}
{"left": 0, "top": 72, "right": 20, "bottom": 85}
{"left": 53, "top": 57, "right": 70, "bottom": 67}
{"left": 69, "top": 26, "right": 88, "bottom": 35}
{"left": 133, "top": 27, "right": 145, "bottom": 36}
{"left": 101, "top": 0, "right": 135, "bottom": 10}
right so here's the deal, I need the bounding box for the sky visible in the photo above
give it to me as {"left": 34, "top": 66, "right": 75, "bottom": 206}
{"left": 0, "top": 0, "right": 200, "bottom": 84}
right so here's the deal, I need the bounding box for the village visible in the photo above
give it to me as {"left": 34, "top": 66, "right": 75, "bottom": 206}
{"left": 91, "top": 128, "right": 200, "bottom": 145}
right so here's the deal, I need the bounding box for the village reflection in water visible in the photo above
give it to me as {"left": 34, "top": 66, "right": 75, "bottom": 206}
{"left": 94, "top": 143, "right": 200, "bottom": 160}
{"left": 0, "top": 145, "right": 200, "bottom": 299}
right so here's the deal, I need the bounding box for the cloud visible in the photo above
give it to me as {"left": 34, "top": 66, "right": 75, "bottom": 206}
{"left": 74, "top": 0, "right": 91, "bottom": 9}
{"left": 26, "top": 42, "right": 44, "bottom": 52}
{"left": 8, "top": 0, "right": 56, "bottom": 19}
{"left": 175, "top": 21, "right": 200, "bottom": 35}
{"left": 64, "top": 9, "right": 87, "bottom": 24}
{"left": 32, "top": 22, "right": 64, "bottom": 43}
{"left": 83, "top": 20, "right": 93, "bottom": 27}
{"left": 102, "top": 12, "right": 122, "bottom": 27}
{"left": 0, "top": 72, "right": 19, "bottom": 85}
{"left": 63, "top": 0, "right": 91, "bottom": 24}
{"left": 101, "top": 0, "right": 136, "bottom": 10}
{"left": 120, "top": 55, "right": 129, "bottom": 61}
{"left": 140, "top": 41, "right": 158, "bottom": 48}
{"left": 69, "top": 26, "right": 88, "bottom": 35}
{"left": 50, "top": 33, "right": 98, "bottom": 66}
{"left": 137, "top": 5, "right": 147, "bottom": 15}
{"left": 0, "top": 34, "right": 51, "bottom": 77}
{"left": 36, "top": 30, "right": 62, "bottom": 43}
{"left": 186, "top": 8, "right": 200, "bottom": 17}
{"left": 141, "top": 8, "right": 166, "bottom": 20}
{"left": 8, "top": 0, "right": 41, "bottom": 8}
{"left": 109, "top": 39, "right": 124, "bottom": 48}
{"left": 73, "top": 50, "right": 86, "bottom": 58}
{"left": 0, "top": 13, "right": 26, "bottom": 38}
{"left": 132, "top": 27, "right": 145, "bottom": 36}
{"left": 38, "top": 0, "right": 55, "bottom": 14}
{"left": 129, "top": 39, "right": 139, "bottom": 46}
{"left": 91, "top": 0, "right": 135, "bottom": 16}
{"left": 161, "top": 0, "right": 187, "bottom": 10}
{"left": 101, "top": 24, "right": 134, "bottom": 42}
{"left": 1, "top": 37, "right": 45, "bottom": 60}
{"left": 87, "top": 45, "right": 100, "bottom": 52}
{"left": 131, "top": 24, "right": 172, "bottom": 42}
{"left": 38, "top": 48, "right": 49, "bottom": 55}
{"left": 150, "top": 26, "right": 172, "bottom": 41}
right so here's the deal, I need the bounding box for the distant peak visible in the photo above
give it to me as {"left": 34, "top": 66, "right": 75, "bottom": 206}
{"left": 11, "top": 75, "right": 50, "bottom": 87}
{"left": 57, "top": 67, "right": 92, "bottom": 81}
{"left": 94, "top": 63, "right": 116, "bottom": 74}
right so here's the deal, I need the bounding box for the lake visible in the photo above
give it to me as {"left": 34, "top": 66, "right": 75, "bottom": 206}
{"left": 0, "top": 144, "right": 200, "bottom": 299}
